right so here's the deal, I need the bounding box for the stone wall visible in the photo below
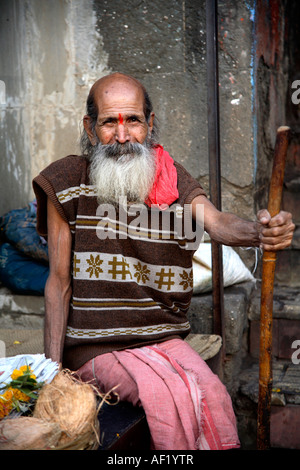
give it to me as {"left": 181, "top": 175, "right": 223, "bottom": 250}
{"left": 0, "top": 0, "right": 257, "bottom": 228}
{"left": 253, "top": 0, "right": 300, "bottom": 285}
{"left": 0, "top": 0, "right": 110, "bottom": 215}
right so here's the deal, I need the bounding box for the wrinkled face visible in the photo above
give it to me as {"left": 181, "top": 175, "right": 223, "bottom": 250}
{"left": 84, "top": 76, "right": 154, "bottom": 146}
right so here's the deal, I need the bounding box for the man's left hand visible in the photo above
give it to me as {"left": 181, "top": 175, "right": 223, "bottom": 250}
{"left": 256, "top": 209, "right": 295, "bottom": 252}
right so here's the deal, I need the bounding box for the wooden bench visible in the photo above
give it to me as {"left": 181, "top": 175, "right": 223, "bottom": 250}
{"left": 98, "top": 401, "right": 150, "bottom": 450}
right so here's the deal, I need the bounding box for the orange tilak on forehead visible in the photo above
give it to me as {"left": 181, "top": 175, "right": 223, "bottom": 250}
{"left": 118, "top": 113, "right": 124, "bottom": 124}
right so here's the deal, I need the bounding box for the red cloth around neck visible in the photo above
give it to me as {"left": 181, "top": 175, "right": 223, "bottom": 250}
{"left": 145, "top": 145, "right": 179, "bottom": 210}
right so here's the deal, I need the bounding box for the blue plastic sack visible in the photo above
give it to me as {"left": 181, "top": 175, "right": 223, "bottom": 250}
{"left": 0, "top": 243, "right": 49, "bottom": 295}
{"left": 0, "top": 201, "right": 48, "bottom": 263}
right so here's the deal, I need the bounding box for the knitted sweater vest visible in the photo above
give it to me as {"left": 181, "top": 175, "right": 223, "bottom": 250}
{"left": 33, "top": 155, "right": 206, "bottom": 370}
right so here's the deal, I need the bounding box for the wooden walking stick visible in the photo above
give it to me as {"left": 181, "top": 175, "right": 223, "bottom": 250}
{"left": 257, "top": 126, "right": 290, "bottom": 450}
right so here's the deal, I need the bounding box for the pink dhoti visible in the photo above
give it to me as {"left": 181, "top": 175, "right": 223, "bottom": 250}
{"left": 77, "top": 338, "right": 240, "bottom": 450}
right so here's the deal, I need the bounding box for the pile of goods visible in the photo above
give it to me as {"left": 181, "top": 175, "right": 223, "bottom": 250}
{"left": 0, "top": 355, "right": 102, "bottom": 450}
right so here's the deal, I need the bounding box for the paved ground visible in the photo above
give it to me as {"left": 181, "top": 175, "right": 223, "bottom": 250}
{"left": 0, "top": 328, "right": 43, "bottom": 357}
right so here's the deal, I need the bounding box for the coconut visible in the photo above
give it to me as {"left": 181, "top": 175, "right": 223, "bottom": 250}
{"left": 33, "top": 369, "right": 100, "bottom": 450}
{"left": 0, "top": 416, "right": 61, "bottom": 450}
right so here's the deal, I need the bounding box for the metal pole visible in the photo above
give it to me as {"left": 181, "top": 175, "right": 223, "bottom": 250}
{"left": 206, "top": 0, "right": 225, "bottom": 343}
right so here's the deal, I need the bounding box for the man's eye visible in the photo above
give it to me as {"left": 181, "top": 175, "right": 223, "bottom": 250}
{"left": 102, "top": 119, "right": 115, "bottom": 126}
{"left": 128, "top": 116, "right": 140, "bottom": 123}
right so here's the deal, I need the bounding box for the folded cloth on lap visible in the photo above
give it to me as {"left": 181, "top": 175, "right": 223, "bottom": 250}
{"left": 77, "top": 338, "right": 240, "bottom": 450}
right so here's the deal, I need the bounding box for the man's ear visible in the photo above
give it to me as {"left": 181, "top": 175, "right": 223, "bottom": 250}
{"left": 148, "top": 112, "right": 155, "bottom": 134}
{"left": 83, "top": 115, "right": 97, "bottom": 145}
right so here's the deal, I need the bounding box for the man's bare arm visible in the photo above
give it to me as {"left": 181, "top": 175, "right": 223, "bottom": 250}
{"left": 191, "top": 195, "right": 295, "bottom": 251}
{"left": 44, "top": 198, "right": 72, "bottom": 364}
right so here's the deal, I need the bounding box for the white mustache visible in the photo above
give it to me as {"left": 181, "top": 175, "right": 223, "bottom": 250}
{"left": 101, "top": 142, "right": 146, "bottom": 159}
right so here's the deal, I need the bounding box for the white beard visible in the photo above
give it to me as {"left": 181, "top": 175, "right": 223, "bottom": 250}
{"left": 89, "top": 142, "right": 156, "bottom": 205}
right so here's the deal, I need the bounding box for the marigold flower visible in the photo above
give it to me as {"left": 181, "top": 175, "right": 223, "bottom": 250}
{"left": 0, "top": 389, "right": 14, "bottom": 419}
{"left": 10, "top": 388, "right": 31, "bottom": 402}
{"left": 0, "top": 402, "right": 12, "bottom": 419}
{"left": 0, "top": 365, "right": 41, "bottom": 420}
{"left": 11, "top": 365, "right": 36, "bottom": 381}
{"left": 11, "top": 369, "right": 23, "bottom": 380}
{"left": 1, "top": 388, "right": 14, "bottom": 401}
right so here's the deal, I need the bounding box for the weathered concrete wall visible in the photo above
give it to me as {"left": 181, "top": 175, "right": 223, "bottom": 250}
{"left": 0, "top": 0, "right": 259, "bottom": 230}
{"left": 0, "top": 0, "right": 110, "bottom": 215}
{"left": 253, "top": 0, "right": 289, "bottom": 212}
{"left": 249, "top": 0, "right": 300, "bottom": 284}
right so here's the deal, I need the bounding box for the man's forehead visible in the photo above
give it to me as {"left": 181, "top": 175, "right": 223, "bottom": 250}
{"left": 93, "top": 73, "right": 144, "bottom": 105}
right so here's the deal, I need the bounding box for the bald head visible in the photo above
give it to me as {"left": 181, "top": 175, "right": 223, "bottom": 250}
{"left": 87, "top": 72, "right": 153, "bottom": 125}
{"left": 91, "top": 73, "right": 146, "bottom": 98}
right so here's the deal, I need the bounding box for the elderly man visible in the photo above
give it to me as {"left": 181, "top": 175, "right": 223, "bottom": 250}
{"left": 33, "top": 72, "right": 294, "bottom": 450}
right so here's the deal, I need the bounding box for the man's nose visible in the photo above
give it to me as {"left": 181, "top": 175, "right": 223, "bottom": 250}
{"left": 115, "top": 123, "right": 130, "bottom": 143}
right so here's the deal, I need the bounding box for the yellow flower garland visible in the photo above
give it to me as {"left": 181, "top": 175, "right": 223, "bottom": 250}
{"left": 0, "top": 365, "right": 43, "bottom": 419}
